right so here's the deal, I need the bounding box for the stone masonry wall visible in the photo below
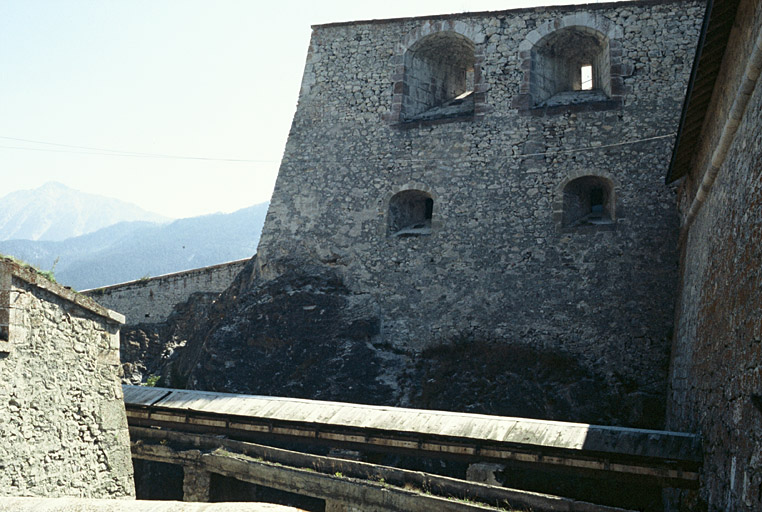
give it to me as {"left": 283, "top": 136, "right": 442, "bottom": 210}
{"left": 0, "top": 258, "right": 134, "bottom": 498}
{"left": 84, "top": 259, "right": 249, "bottom": 324}
{"left": 257, "top": 1, "right": 703, "bottom": 426}
{"left": 667, "top": 0, "right": 762, "bottom": 509}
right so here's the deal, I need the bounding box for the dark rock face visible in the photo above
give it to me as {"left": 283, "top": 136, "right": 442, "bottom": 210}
{"left": 123, "top": 257, "right": 408, "bottom": 405}
{"left": 179, "top": 259, "right": 401, "bottom": 403}
{"left": 412, "top": 340, "right": 662, "bottom": 427}
{"left": 121, "top": 292, "right": 218, "bottom": 385}
{"left": 121, "top": 256, "right": 662, "bottom": 427}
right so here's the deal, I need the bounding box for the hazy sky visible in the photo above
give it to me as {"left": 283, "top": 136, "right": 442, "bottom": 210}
{"left": 0, "top": 0, "right": 615, "bottom": 219}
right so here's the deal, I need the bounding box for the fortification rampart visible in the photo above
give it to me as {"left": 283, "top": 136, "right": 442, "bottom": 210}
{"left": 84, "top": 259, "right": 249, "bottom": 324}
{"left": 0, "top": 258, "right": 134, "bottom": 498}
{"left": 256, "top": 0, "right": 704, "bottom": 427}
{"left": 667, "top": 0, "right": 762, "bottom": 508}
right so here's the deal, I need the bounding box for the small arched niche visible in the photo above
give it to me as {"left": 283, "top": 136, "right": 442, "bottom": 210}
{"left": 531, "top": 26, "right": 610, "bottom": 107}
{"left": 562, "top": 176, "right": 615, "bottom": 228}
{"left": 388, "top": 190, "right": 433, "bottom": 237}
{"left": 402, "top": 31, "right": 475, "bottom": 122}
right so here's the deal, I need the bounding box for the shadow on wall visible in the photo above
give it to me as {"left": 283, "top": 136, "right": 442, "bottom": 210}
{"left": 413, "top": 338, "right": 665, "bottom": 429}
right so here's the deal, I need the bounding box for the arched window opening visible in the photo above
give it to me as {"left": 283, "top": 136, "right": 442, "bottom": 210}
{"left": 388, "top": 190, "right": 433, "bottom": 237}
{"left": 402, "top": 32, "right": 475, "bottom": 122}
{"left": 562, "top": 176, "right": 614, "bottom": 228}
{"left": 531, "top": 27, "right": 610, "bottom": 107}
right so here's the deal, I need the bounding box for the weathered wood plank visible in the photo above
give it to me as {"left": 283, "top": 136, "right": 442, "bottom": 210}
{"left": 131, "top": 427, "right": 636, "bottom": 512}
{"left": 126, "top": 385, "right": 700, "bottom": 463}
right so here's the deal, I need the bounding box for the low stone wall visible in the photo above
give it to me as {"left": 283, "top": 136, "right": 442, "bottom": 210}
{"left": 84, "top": 259, "right": 249, "bottom": 324}
{"left": 0, "top": 498, "right": 300, "bottom": 511}
{"left": 0, "top": 258, "right": 134, "bottom": 498}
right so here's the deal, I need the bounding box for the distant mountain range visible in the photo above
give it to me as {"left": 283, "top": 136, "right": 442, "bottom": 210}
{"left": 0, "top": 182, "right": 170, "bottom": 241}
{"left": 0, "top": 183, "right": 268, "bottom": 290}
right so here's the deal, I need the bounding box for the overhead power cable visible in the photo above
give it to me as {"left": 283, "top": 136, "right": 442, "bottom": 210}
{"left": 0, "top": 135, "right": 277, "bottom": 163}
{"left": 0, "top": 132, "right": 674, "bottom": 165}
{"left": 517, "top": 133, "right": 676, "bottom": 158}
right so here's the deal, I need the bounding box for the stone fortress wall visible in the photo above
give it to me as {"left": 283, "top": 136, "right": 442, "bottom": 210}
{"left": 666, "top": 0, "right": 762, "bottom": 508}
{"left": 84, "top": 259, "right": 249, "bottom": 325}
{"left": 0, "top": 258, "right": 134, "bottom": 498}
{"left": 256, "top": 0, "right": 704, "bottom": 425}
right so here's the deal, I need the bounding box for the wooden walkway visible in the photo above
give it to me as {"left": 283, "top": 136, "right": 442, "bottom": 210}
{"left": 123, "top": 385, "right": 701, "bottom": 488}
{"left": 131, "top": 427, "right": 637, "bottom": 512}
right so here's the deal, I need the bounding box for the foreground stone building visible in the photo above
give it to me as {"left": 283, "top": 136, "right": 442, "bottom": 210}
{"left": 0, "top": 257, "right": 134, "bottom": 498}
{"left": 666, "top": 0, "right": 762, "bottom": 509}
{"left": 256, "top": 0, "right": 703, "bottom": 427}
